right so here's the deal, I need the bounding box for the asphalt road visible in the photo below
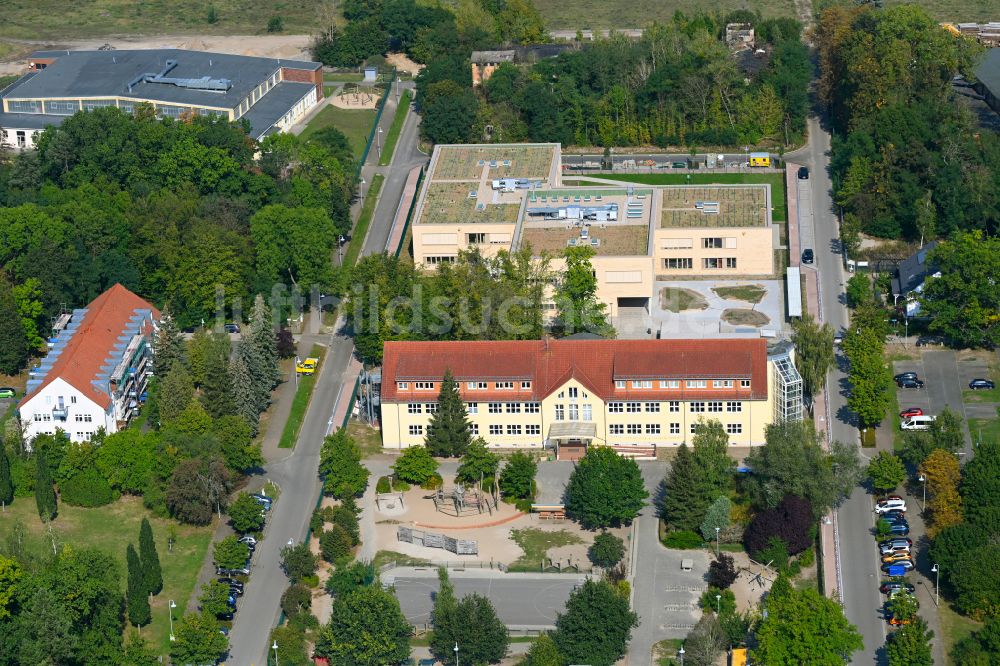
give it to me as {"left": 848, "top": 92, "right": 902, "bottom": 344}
{"left": 389, "top": 570, "right": 585, "bottom": 628}
{"left": 226, "top": 83, "right": 428, "bottom": 666}
{"left": 791, "top": 115, "right": 885, "bottom": 664}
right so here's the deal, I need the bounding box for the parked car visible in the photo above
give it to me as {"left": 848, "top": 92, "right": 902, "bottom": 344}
{"left": 798, "top": 166, "right": 810, "bottom": 180}
{"left": 880, "top": 581, "right": 916, "bottom": 595}
{"left": 0, "top": 387, "right": 15, "bottom": 399}
{"left": 802, "top": 248, "right": 814, "bottom": 264}
{"left": 216, "top": 566, "right": 251, "bottom": 576}
{"left": 886, "top": 522, "right": 911, "bottom": 537}
{"left": 916, "top": 335, "right": 945, "bottom": 347}
{"left": 238, "top": 535, "right": 257, "bottom": 546}
{"left": 218, "top": 610, "right": 235, "bottom": 621}
{"left": 879, "top": 540, "right": 913, "bottom": 556}
{"left": 250, "top": 493, "right": 273, "bottom": 504}
{"left": 881, "top": 559, "right": 915, "bottom": 573}
{"left": 875, "top": 498, "right": 907, "bottom": 514}
{"left": 969, "top": 378, "right": 995, "bottom": 390}
{"left": 833, "top": 333, "right": 844, "bottom": 346}
{"left": 218, "top": 578, "right": 244, "bottom": 593}
{"left": 899, "top": 407, "right": 924, "bottom": 419}
{"left": 882, "top": 551, "right": 914, "bottom": 564}
{"left": 897, "top": 378, "right": 925, "bottom": 389}
{"left": 894, "top": 372, "right": 919, "bottom": 382}
{"left": 901, "top": 415, "right": 936, "bottom": 431}
{"left": 888, "top": 613, "right": 913, "bottom": 626}
{"left": 219, "top": 626, "right": 230, "bottom": 636}
{"left": 224, "top": 323, "right": 240, "bottom": 334}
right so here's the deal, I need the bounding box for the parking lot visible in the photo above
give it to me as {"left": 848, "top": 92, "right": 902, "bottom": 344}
{"left": 891, "top": 349, "right": 998, "bottom": 454}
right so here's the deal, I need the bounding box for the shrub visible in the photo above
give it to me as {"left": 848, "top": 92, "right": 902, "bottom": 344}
{"left": 301, "top": 574, "right": 320, "bottom": 588}
{"left": 393, "top": 446, "right": 439, "bottom": 485}
{"left": 707, "top": 554, "right": 738, "bottom": 589}
{"left": 421, "top": 472, "right": 443, "bottom": 490}
{"left": 699, "top": 587, "right": 736, "bottom": 616}
{"left": 798, "top": 548, "right": 815, "bottom": 568}
{"left": 320, "top": 524, "right": 354, "bottom": 563}
{"left": 59, "top": 466, "right": 114, "bottom": 507}
{"left": 756, "top": 536, "right": 789, "bottom": 572}
{"left": 376, "top": 476, "right": 392, "bottom": 494}
{"left": 588, "top": 532, "right": 626, "bottom": 568}
{"left": 663, "top": 530, "right": 703, "bottom": 549}
{"left": 267, "top": 16, "right": 284, "bottom": 33}
{"left": 395, "top": 480, "right": 411, "bottom": 491}
{"left": 331, "top": 504, "right": 360, "bottom": 546}
{"left": 281, "top": 584, "right": 313, "bottom": 623}
{"left": 10, "top": 455, "right": 35, "bottom": 496}
{"left": 744, "top": 495, "right": 813, "bottom": 558}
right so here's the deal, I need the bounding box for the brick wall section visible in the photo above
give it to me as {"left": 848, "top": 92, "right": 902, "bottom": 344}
{"left": 281, "top": 66, "right": 324, "bottom": 100}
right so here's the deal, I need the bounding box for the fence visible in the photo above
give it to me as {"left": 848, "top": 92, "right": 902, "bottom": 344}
{"left": 378, "top": 559, "right": 508, "bottom": 574}
{"left": 354, "top": 68, "right": 396, "bottom": 178}
{"left": 393, "top": 165, "right": 425, "bottom": 257}
{"left": 397, "top": 527, "right": 479, "bottom": 555}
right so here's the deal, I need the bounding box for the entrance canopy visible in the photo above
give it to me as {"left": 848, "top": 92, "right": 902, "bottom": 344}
{"left": 548, "top": 422, "right": 597, "bottom": 440}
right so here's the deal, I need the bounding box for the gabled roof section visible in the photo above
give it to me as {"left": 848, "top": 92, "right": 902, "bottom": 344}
{"left": 19, "top": 284, "right": 159, "bottom": 410}
{"left": 381, "top": 338, "right": 768, "bottom": 402}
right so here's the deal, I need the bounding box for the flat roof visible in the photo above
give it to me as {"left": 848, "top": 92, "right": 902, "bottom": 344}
{"left": 4, "top": 49, "right": 319, "bottom": 109}
{"left": 0, "top": 112, "right": 65, "bottom": 130}
{"left": 521, "top": 223, "right": 649, "bottom": 257}
{"left": 420, "top": 182, "right": 522, "bottom": 225}
{"left": 239, "top": 81, "right": 315, "bottom": 138}
{"left": 660, "top": 185, "right": 769, "bottom": 228}
{"left": 429, "top": 143, "right": 559, "bottom": 181}
{"left": 975, "top": 48, "right": 1000, "bottom": 97}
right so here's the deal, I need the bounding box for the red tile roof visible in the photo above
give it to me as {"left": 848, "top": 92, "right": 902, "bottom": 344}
{"left": 381, "top": 338, "right": 768, "bottom": 403}
{"left": 20, "top": 284, "right": 159, "bottom": 410}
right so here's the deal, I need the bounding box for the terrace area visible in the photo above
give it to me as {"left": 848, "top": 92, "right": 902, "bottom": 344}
{"left": 418, "top": 182, "right": 522, "bottom": 225}
{"left": 660, "top": 185, "right": 769, "bottom": 228}
{"left": 430, "top": 144, "right": 559, "bottom": 181}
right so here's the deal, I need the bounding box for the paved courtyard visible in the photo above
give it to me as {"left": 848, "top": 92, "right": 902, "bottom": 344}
{"left": 652, "top": 279, "right": 786, "bottom": 339}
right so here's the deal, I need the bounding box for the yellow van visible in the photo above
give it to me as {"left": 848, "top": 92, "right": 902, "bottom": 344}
{"left": 749, "top": 152, "right": 771, "bottom": 167}
{"left": 296, "top": 357, "right": 319, "bottom": 375}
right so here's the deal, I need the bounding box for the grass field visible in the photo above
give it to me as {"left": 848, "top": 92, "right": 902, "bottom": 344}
{"left": 939, "top": 601, "right": 982, "bottom": 659}
{"left": 602, "top": 172, "right": 788, "bottom": 222}
{"left": 344, "top": 173, "right": 384, "bottom": 267}
{"left": 278, "top": 344, "right": 327, "bottom": 449}
{"left": 713, "top": 284, "right": 767, "bottom": 303}
{"left": 346, "top": 420, "right": 384, "bottom": 458}
{"left": 660, "top": 287, "right": 708, "bottom": 312}
{"left": 535, "top": 0, "right": 795, "bottom": 27}
{"left": 301, "top": 106, "right": 377, "bottom": 161}
{"left": 379, "top": 89, "right": 412, "bottom": 166}
{"left": 1, "top": 496, "right": 213, "bottom": 655}
{"left": 508, "top": 528, "right": 583, "bottom": 571}
{"left": 969, "top": 409, "right": 1000, "bottom": 447}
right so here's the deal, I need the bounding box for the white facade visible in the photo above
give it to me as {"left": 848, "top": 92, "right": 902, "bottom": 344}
{"left": 1, "top": 127, "right": 43, "bottom": 150}
{"left": 19, "top": 377, "right": 113, "bottom": 444}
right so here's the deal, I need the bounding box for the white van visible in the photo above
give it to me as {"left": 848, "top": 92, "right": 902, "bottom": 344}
{"left": 901, "top": 415, "right": 936, "bottom": 431}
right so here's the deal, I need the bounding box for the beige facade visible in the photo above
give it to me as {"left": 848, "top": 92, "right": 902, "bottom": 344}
{"left": 653, "top": 226, "right": 775, "bottom": 277}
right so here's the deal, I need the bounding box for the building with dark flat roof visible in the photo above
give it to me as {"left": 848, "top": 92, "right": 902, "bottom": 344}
{"left": 0, "top": 48, "right": 322, "bottom": 149}
{"left": 975, "top": 47, "right": 1000, "bottom": 115}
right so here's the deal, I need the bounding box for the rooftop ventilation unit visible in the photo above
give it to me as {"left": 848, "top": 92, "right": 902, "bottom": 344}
{"left": 127, "top": 59, "right": 232, "bottom": 94}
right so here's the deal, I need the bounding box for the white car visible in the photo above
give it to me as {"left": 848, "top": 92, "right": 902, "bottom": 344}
{"left": 875, "top": 498, "right": 907, "bottom": 514}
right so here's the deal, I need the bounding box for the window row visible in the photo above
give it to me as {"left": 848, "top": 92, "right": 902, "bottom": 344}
{"left": 403, "top": 400, "right": 741, "bottom": 415}
{"left": 614, "top": 379, "right": 750, "bottom": 390}
{"left": 690, "top": 401, "right": 744, "bottom": 413}
{"left": 608, "top": 423, "right": 744, "bottom": 436}
{"left": 662, "top": 258, "right": 738, "bottom": 269}
{"left": 554, "top": 404, "right": 593, "bottom": 421}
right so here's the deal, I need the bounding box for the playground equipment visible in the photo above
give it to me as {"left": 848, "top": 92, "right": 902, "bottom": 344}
{"left": 432, "top": 483, "right": 497, "bottom": 517}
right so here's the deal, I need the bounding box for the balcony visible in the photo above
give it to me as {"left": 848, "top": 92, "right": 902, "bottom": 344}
{"left": 52, "top": 405, "right": 68, "bottom": 420}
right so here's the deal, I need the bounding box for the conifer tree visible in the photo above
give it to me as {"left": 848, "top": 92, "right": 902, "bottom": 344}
{"left": 34, "top": 450, "right": 57, "bottom": 520}
{"left": 153, "top": 309, "right": 186, "bottom": 378}
{"left": 200, "top": 332, "right": 234, "bottom": 418}
{"left": 159, "top": 361, "right": 195, "bottom": 424}
{"left": 126, "top": 543, "right": 151, "bottom": 628}
{"left": 659, "top": 444, "right": 705, "bottom": 532}
{"left": 247, "top": 295, "right": 280, "bottom": 405}
{"left": 0, "top": 439, "right": 13, "bottom": 506}
{"left": 229, "top": 350, "right": 259, "bottom": 436}
{"left": 139, "top": 518, "right": 163, "bottom": 596}
{"left": 424, "top": 370, "right": 471, "bottom": 457}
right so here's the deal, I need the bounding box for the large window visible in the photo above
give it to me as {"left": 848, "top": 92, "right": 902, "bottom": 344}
{"left": 726, "top": 402, "right": 742, "bottom": 413}
{"left": 626, "top": 402, "right": 641, "bottom": 413}
{"left": 82, "top": 99, "right": 116, "bottom": 111}
{"left": 703, "top": 237, "right": 723, "bottom": 248}
{"left": 665, "top": 258, "right": 693, "bottom": 269}
{"left": 555, "top": 405, "right": 565, "bottom": 421}
{"left": 645, "top": 424, "right": 661, "bottom": 434}
{"left": 488, "top": 403, "right": 502, "bottom": 414}
{"left": 610, "top": 424, "right": 624, "bottom": 435}
{"left": 526, "top": 425, "right": 540, "bottom": 435}
{"left": 408, "top": 404, "right": 422, "bottom": 414}
{"left": 708, "top": 401, "right": 723, "bottom": 413}
{"left": 670, "top": 423, "right": 681, "bottom": 434}
{"left": 8, "top": 100, "right": 42, "bottom": 113}
{"left": 44, "top": 100, "right": 80, "bottom": 115}
{"left": 507, "top": 425, "right": 522, "bottom": 435}
{"left": 568, "top": 404, "right": 579, "bottom": 420}
{"left": 609, "top": 402, "right": 624, "bottom": 413}
{"left": 627, "top": 424, "right": 641, "bottom": 435}
{"left": 425, "top": 403, "right": 439, "bottom": 414}
{"left": 408, "top": 425, "right": 423, "bottom": 436}
{"left": 690, "top": 402, "right": 706, "bottom": 413}
{"left": 466, "top": 403, "right": 478, "bottom": 414}
{"left": 489, "top": 425, "right": 503, "bottom": 435}
{"left": 506, "top": 403, "right": 521, "bottom": 414}
{"left": 645, "top": 402, "right": 660, "bottom": 413}
{"left": 525, "top": 402, "right": 540, "bottom": 413}
{"left": 727, "top": 423, "right": 743, "bottom": 435}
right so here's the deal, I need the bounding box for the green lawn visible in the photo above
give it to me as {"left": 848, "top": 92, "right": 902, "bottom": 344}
{"left": 1, "top": 496, "right": 212, "bottom": 656}
{"left": 344, "top": 173, "right": 384, "bottom": 267}
{"left": 278, "top": 344, "right": 327, "bottom": 449}
{"left": 301, "top": 106, "right": 378, "bottom": 161}
{"left": 372, "top": 550, "right": 430, "bottom": 570}
{"left": 379, "top": 89, "right": 412, "bottom": 166}
{"left": 939, "top": 601, "right": 981, "bottom": 659}
{"left": 659, "top": 287, "right": 708, "bottom": 312}
{"left": 324, "top": 73, "right": 365, "bottom": 83}
{"left": 712, "top": 284, "right": 767, "bottom": 304}
{"left": 509, "top": 528, "right": 583, "bottom": 571}
{"left": 605, "top": 172, "right": 788, "bottom": 222}
{"left": 969, "top": 409, "right": 1000, "bottom": 447}
{"left": 962, "top": 386, "right": 1000, "bottom": 403}
{"left": 346, "top": 420, "right": 384, "bottom": 458}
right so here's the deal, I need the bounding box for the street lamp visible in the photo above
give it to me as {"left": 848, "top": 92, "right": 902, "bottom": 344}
{"left": 454, "top": 641, "right": 459, "bottom": 666}
{"left": 377, "top": 126, "right": 383, "bottom": 158}
{"left": 168, "top": 600, "right": 176, "bottom": 641}
{"left": 396, "top": 76, "right": 401, "bottom": 101}
{"left": 931, "top": 564, "right": 940, "bottom": 606}
{"left": 337, "top": 235, "right": 346, "bottom": 266}
{"left": 715, "top": 526, "right": 720, "bottom": 557}
{"left": 716, "top": 593, "right": 721, "bottom": 614}
{"left": 272, "top": 639, "right": 279, "bottom": 666}
{"left": 678, "top": 645, "right": 685, "bottom": 666}
{"left": 918, "top": 475, "right": 927, "bottom": 511}
{"left": 359, "top": 178, "right": 365, "bottom": 208}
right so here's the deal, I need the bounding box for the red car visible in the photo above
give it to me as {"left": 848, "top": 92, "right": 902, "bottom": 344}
{"left": 899, "top": 407, "right": 923, "bottom": 419}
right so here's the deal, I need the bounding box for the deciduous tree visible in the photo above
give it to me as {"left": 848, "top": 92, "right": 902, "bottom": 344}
{"left": 588, "top": 532, "right": 625, "bottom": 568}
{"left": 393, "top": 445, "right": 439, "bottom": 485}
{"left": 213, "top": 536, "right": 249, "bottom": 571}
{"left": 565, "top": 447, "right": 648, "bottom": 529}
{"left": 319, "top": 428, "right": 370, "bottom": 499}
{"left": 791, "top": 314, "right": 835, "bottom": 408}
{"left": 700, "top": 496, "right": 733, "bottom": 542}
{"left": 553, "top": 245, "right": 614, "bottom": 338}
{"left": 744, "top": 495, "right": 814, "bottom": 558}
{"left": 551, "top": 579, "right": 638, "bottom": 666}
{"left": 867, "top": 451, "right": 906, "bottom": 493}
{"left": 500, "top": 451, "right": 537, "bottom": 501}
{"left": 198, "top": 580, "right": 234, "bottom": 618}
{"left": 229, "top": 492, "right": 265, "bottom": 534}
{"left": 170, "top": 612, "right": 228, "bottom": 665}
{"left": 456, "top": 438, "right": 500, "bottom": 485}
{"left": 919, "top": 448, "right": 962, "bottom": 536}
{"left": 319, "top": 524, "right": 354, "bottom": 563}
{"left": 280, "top": 542, "right": 318, "bottom": 583}
{"left": 315, "top": 584, "right": 412, "bottom": 666}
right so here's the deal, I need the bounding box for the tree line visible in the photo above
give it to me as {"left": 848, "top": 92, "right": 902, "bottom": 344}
{"left": 0, "top": 106, "right": 360, "bottom": 375}
{"left": 818, "top": 4, "right": 1000, "bottom": 241}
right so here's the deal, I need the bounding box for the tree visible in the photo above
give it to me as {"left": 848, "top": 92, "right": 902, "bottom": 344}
{"left": 430, "top": 569, "right": 509, "bottom": 665}
{"left": 887, "top": 592, "right": 919, "bottom": 624}
{"left": 158, "top": 361, "right": 195, "bottom": 424}
{"left": 280, "top": 542, "right": 318, "bottom": 583}
{"left": 246, "top": 294, "right": 281, "bottom": 408}
{"left": 229, "top": 349, "right": 260, "bottom": 435}
{"left": 960, "top": 438, "right": 1000, "bottom": 526}
{"left": 213, "top": 414, "right": 263, "bottom": 472}
{"left": 553, "top": 246, "right": 614, "bottom": 337}
{"left": 213, "top": 535, "right": 250, "bottom": 571}
{"left": 166, "top": 457, "right": 232, "bottom": 525}
{"left": 280, "top": 583, "right": 312, "bottom": 623}
{"left": 34, "top": 449, "right": 57, "bottom": 520}
{"left": 199, "top": 580, "right": 234, "bottom": 617}
{"left": 121, "top": 629, "right": 160, "bottom": 666}
{"left": 950, "top": 618, "right": 1000, "bottom": 665}
{"left": 95, "top": 429, "right": 154, "bottom": 494}
{"left": 12, "top": 277, "right": 46, "bottom": 352}
{"left": 867, "top": 451, "right": 906, "bottom": 493}
{"left": 153, "top": 309, "right": 186, "bottom": 378}
{"left": 126, "top": 544, "right": 151, "bottom": 628}
{"left": 0, "top": 275, "right": 29, "bottom": 374}
{"left": 315, "top": 584, "right": 412, "bottom": 666}
{"left": 139, "top": 518, "right": 163, "bottom": 596}
{"left": 920, "top": 232, "right": 1000, "bottom": 348}
{"left": 497, "top": 0, "right": 546, "bottom": 44}
{"left": 325, "top": 560, "right": 377, "bottom": 598}
{"left": 707, "top": 553, "right": 739, "bottom": 589}
{"left": 691, "top": 420, "right": 735, "bottom": 496}
{"left": 744, "top": 495, "right": 814, "bottom": 558}
{"left": 899, "top": 407, "right": 964, "bottom": 467}
{"left": 456, "top": 439, "right": 500, "bottom": 485}
{"left": 753, "top": 575, "right": 862, "bottom": 664}
{"left": 844, "top": 324, "right": 891, "bottom": 429}
{"left": 950, "top": 544, "right": 1000, "bottom": 619}
{"left": 919, "top": 448, "right": 962, "bottom": 536}
{"left": 744, "top": 421, "right": 860, "bottom": 516}
{"left": 393, "top": 445, "right": 439, "bottom": 485}
{"left": 845, "top": 273, "right": 871, "bottom": 309}
{"left": 518, "top": 633, "right": 562, "bottom": 666}
{"left": 250, "top": 205, "right": 336, "bottom": 288}
{"left": 425, "top": 370, "right": 473, "bottom": 457}
{"left": 588, "top": 531, "right": 625, "bottom": 568}
{"left": 229, "top": 492, "right": 266, "bottom": 534}
{"left": 660, "top": 444, "right": 703, "bottom": 531}
{"left": 565, "top": 446, "right": 648, "bottom": 529}
{"left": 420, "top": 80, "right": 479, "bottom": 144}
{"left": 170, "top": 612, "right": 228, "bottom": 665}
{"left": 791, "top": 314, "right": 835, "bottom": 407}
{"left": 500, "top": 451, "right": 537, "bottom": 501}
{"left": 320, "top": 524, "right": 354, "bottom": 563}
{"left": 551, "top": 579, "right": 638, "bottom": 666}
{"left": 200, "top": 331, "right": 235, "bottom": 418}
{"left": 840, "top": 212, "right": 862, "bottom": 260}
{"left": 319, "top": 428, "right": 370, "bottom": 498}
{"left": 683, "top": 613, "right": 727, "bottom": 666}
{"left": 0, "top": 439, "right": 13, "bottom": 505}
{"left": 700, "top": 496, "right": 733, "bottom": 542}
